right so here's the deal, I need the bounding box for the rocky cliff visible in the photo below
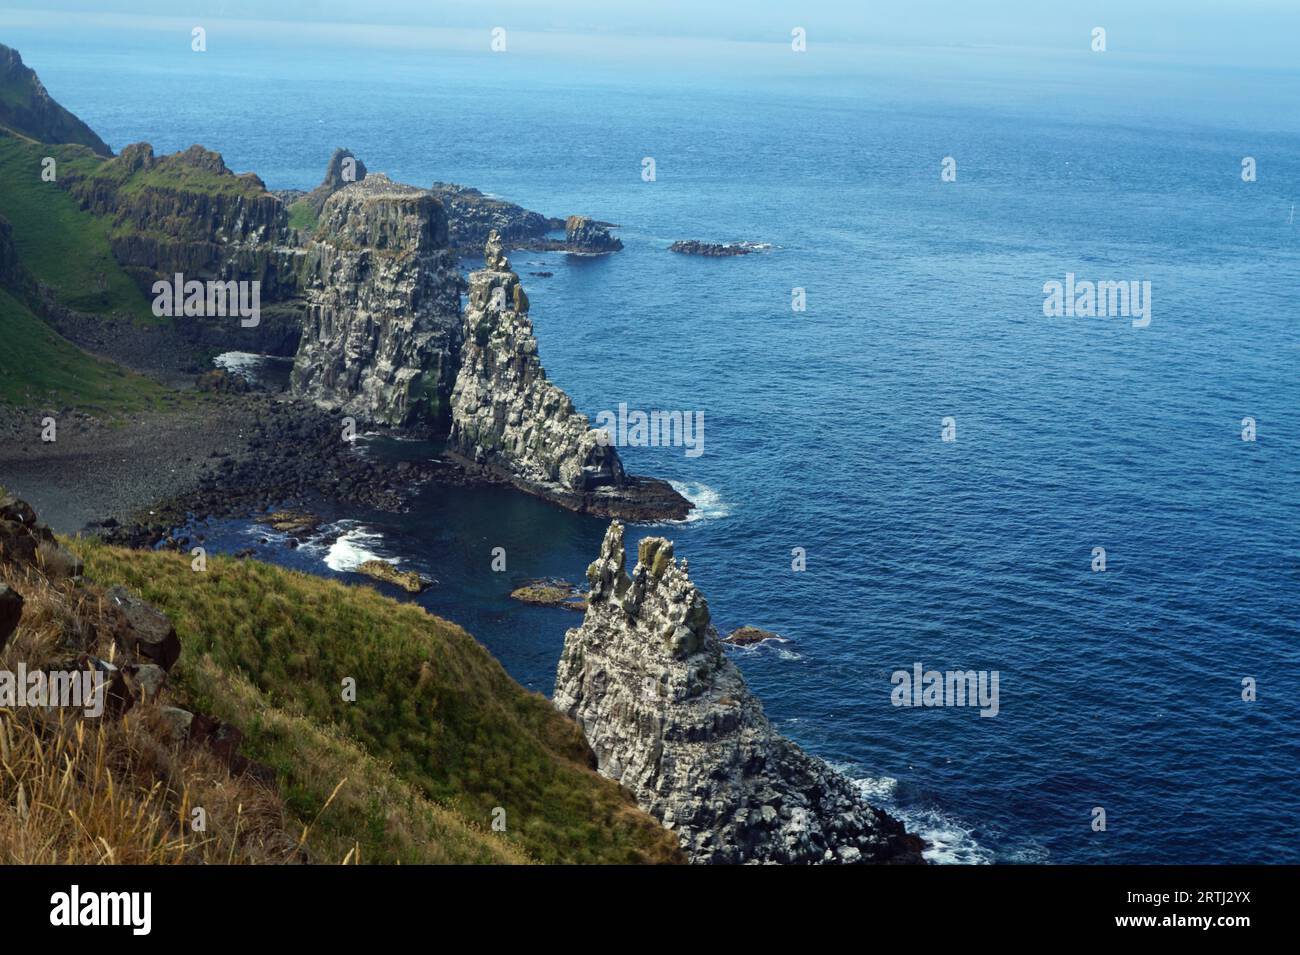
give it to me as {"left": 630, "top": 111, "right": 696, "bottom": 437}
{"left": 0, "top": 43, "right": 111, "bottom": 156}
{"left": 61, "top": 142, "right": 305, "bottom": 354}
{"left": 555, "top": 521, "right": 927, "bottom": 864}
{"left": 302, "top": 147, "right": 368, "bottom": 217}
{"left": 429, "top": 182, "right": 560, "bottom": 252}
{"left": 290, "top": 175, "right": 464, "bottom": 428}
{"left": 448, "top": 232, "right": 690, "bottom": 520}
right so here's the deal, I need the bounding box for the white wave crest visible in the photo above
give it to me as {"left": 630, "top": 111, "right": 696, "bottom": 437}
{"left": 668, "top": 481, "right": 732, "bottom": 523}
{"left": 847, "top": 773, "right": 993, "bottom": 865}
{"left": 322, "top": 524, "right": 390, "bottom": 572}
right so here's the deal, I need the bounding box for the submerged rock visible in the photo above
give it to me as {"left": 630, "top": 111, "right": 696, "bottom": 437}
{"left": 555, "top": 522, "right": 926, "bottom": 865}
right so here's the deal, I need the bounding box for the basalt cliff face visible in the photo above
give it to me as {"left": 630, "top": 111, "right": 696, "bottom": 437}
{"left": 65, "top": 143, "right": 294, "bottom": 295}
{"left": 555, "top": 522, "right": 927, "bottom": 865}
{"left": 290, "top": 175, "right": 464, "bottom": 429}
{"left": 448, "top": 232, "right": 690, "bottom": 520}
{"left": 61, "top": 141, "right": 304, "bottom": 355}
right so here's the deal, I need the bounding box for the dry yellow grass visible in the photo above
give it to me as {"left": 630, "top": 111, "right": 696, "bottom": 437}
{"left": 0, "top": 707, "right": 298, "bottom": 864}
{"left": 0, "top": 559, "right": 300, "bottom": 864}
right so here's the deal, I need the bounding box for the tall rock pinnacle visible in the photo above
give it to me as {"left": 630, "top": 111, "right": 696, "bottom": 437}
{"left": 448, "top": 229, "right": 626, "bottom": 494}
{"left": 555, "top": 521, "right": 927, "bottom": 864}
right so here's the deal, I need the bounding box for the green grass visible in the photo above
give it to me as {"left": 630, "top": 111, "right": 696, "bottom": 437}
{"left": 93, "top": 149, "right": 269, "bottom": 201}
{"left": 286, "top": 197, "right": 318, "bottom": 233}
{"left": 0, "top": 132, "right": 156, "bottom": 321}
{"left": 68, "top": 542, "right": 685, "bottom": 865}
{"left": 0, "top": 287, "right": 171, "bottom": 410}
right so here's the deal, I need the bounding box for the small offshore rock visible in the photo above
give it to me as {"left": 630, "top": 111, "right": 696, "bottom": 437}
{"left": 669, "top": 239, "right": 756, "bottom": 256}
{"left": 356, "top": 559, "right": 430, "bottom": 594}
{"left": 510, "top": 579, "right": 588, "bottom": 611}
{"left": 723, "top": 626, "right": 783, "bottom": 647}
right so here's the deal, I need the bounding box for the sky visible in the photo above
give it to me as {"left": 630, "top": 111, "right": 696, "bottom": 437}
{"left": 6, "top": 1, "right": 1300, "bottom": 69}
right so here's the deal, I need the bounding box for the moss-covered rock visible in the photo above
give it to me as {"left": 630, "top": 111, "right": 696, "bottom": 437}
{"left": 356, "top": 559, "right": 430, "bottom": 594}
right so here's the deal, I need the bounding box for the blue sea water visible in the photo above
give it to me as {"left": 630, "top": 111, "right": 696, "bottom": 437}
{"left": 7, "top": 18, "right": 1298, "bottom": 863}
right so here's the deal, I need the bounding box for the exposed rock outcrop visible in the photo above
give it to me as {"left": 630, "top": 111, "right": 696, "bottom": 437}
{"left": 669, "top": 240, "right": 757, "bottom": 256}
{"left": 65, "top": 143, "right": 295, "bottom": 295}
{"left": 304, "top": 147, "right": 368, "bottom": 216}
{"left": 290, "top": 175, "right": 463, "bottom": 428}
{"left": 555, "top": 522, "right": 926, "bottom": 865}
{"left": 448, "top": 232, "right": 691, "bottom": 520}
{"left": 565, "top": 215, "right": 623, "bottom": 253}
{"left": 0, "top": 43, "right": 112, "bottom": 155}
{"left": 356, "top": 559, "right": 431, "bottom": 594}
{"left": 0, "top": 215, "right": 28, "bottom": 291}
{"left": 0, "top": 493, "right": 275, "bottom": 786}
{"left": 0, "top": 583, "right": 21, "bottom": 650}
{"left": 724, "top": 625, "right": 784, "bottom": 646}
{"left": 0, "top": 491, "right": 84, "bottom": 581}
{"left": 429, "top": 182, "right": 560, "bottom": 253}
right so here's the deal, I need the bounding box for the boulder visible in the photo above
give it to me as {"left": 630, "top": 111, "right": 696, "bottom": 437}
{"left": 0, "top": 583, "right": 22, "bottom": 650}
{"left": 107, "top": 586, "right": 182, "bottom": 671}
{"left": 123, "top": 662, "right": 167, "bottom": 703}
{"left": 158, "top": 706, "right": 194, "bottom": 744}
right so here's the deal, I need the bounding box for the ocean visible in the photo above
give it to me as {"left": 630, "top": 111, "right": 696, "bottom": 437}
{"left": 7, "top": 17, "right": 1298, "bottom": 863}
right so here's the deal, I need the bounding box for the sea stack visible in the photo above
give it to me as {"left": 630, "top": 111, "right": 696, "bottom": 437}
{"left": 448, "top": 232, "right": 691, "bottom": 521}
{"left": 554, "top": 521, "right": 926, "bottom": 864}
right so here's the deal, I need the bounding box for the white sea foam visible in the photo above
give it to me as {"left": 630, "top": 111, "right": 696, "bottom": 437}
{"left": 845, "top": 772, "right": 993, "bottom": 865}
{"left": 213, "top": 351, "right": 261, "bottom": 376}
{"left": 322, "top": 524, "right": 391, "bottom": 572}
{"left": 668, "top": 481, "right": 732, "bottom": 523}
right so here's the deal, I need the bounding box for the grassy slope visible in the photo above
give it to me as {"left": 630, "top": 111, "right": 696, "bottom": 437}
{"left": 287, "top": 197, "right": 318, "bottom": 232}
{"left": 69, "top": 541, "right": 684, "bottom": 865}
{"left": 0, "top": 132, "right": 179, "bottom": 411}
{"left": 0, "top": 287, "right": 169, "bottom": 410}
{"left": 0, "top": 132, "right": 155, "bottom": 321}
